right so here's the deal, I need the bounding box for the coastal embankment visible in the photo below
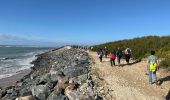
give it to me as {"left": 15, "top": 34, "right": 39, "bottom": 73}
{"left": 0, "top": 46, "right": 99, "bottom": 100}
{"left": 1, "top": 45, "right": 169, "bottom": 100}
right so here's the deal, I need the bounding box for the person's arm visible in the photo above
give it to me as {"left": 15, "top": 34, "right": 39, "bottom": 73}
{"left": 109, "top": 53, "right": 111, "bottom": 58}
{"left": 147, "top": 57, "right": 150, "bottom": 71}
{"left": 156, "top": 58, "right": 159, "bottom": 71}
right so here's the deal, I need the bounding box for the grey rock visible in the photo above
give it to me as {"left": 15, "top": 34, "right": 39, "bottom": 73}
{"left": 63, "top": 66, "right": 88, "bottom": 78}
{"left": 30, "top": 73, "right": 37, "bottom": 79}
{"left": 6, "top": 88, "right": 14, "bottom": 94}
{"left": 71, "top": 62, "right": 77, "bottom": 67}
{"left": 19, "top": 88, "right": 32, "bottom": 96}
{"left": 71, "top": 74, "right": 88, "bottom": 84}
{"left": 78, "top": 55, "right": 89, "bottom": 63}
{"left": 47, "top": 91, "right": 67, "bottom": 100}
{"left": 0, "top": 90, "right": 2, "bottom": 99}
{"left": 16, "top": 82, "right": 23, "bottom": 87}
{"left": 50, "top": 70, "right": 64, "bottom": 82}
{"left": 39, "top": 73, "right": 51, "bottom": 84}
{"left": 32, "top": 85, "right": 51, "bottom": 100}
{"left": 46, "top": 81, "right": 57, "bottom": 89}
{"left": 65, "top": 90, "right": 93, "bottom": 100}
{"left": 0, "top": 89, "right": 6, "bottom": 99}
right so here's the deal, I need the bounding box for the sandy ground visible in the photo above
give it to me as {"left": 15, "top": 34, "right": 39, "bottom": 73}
{"left": 0, "top": 69, "right": 31, "bottom": 88}
{"left": 89, "top": 52, "right": 170, "bottom": 100}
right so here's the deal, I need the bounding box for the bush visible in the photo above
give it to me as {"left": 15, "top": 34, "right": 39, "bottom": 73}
{"left": 160, "top": 58, "right": 170, "bottom": 70}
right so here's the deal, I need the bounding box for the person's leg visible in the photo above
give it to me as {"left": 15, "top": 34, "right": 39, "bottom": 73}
{"left": 99, "top": 57, "right": 102, "bottom": 62}
{"left": 127, "top": 55, "right": 130, "bottom": 64}
{"left": 128, "top": 56, "right": 130, "bottom": 63}
{"left": 126, "top": 58, "right": 129, "bottom": 64}
{"left": 119, "top": 57, "right": 121, "bottom": 65}
{"left": 145, "top": 65, "right": 149, "bottom": 75}
{"left": 149, "top": 71, "right": 152, "bottom": 84}
{"left": 117, "top": 57, "right": 120, "bottom": 65}
{"left": 113, "top": 59, "right": 115, "bottom": 66}
{"left": 129, "top": 55, "right": 131, "bottom": 63}
{"left": 110, "top": 58, "right": 113, "bottom": 66}
{"left": 125, "top": 55, "right": 128, "bottom": 63}
{"left": 153, "top": 71, "right": 157, "bottom": 83}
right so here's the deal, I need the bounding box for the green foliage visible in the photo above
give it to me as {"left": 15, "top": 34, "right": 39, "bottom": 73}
{"left": 92, "top": 36, "right": 170, "bottom": 69}
{"left": 160, "top": 58, "right": 170, "bottom": 70}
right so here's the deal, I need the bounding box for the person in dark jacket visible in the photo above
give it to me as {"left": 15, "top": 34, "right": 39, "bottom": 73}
{"left": 116, "top": 48, "right": 123, "bottom": 66}
{"left": 98, "top": 48, "right": 103, "bottom": 62}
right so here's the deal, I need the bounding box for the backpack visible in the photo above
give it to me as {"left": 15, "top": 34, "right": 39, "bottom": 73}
{"left": 117, "top": 50, "right": 123, "bottom": 57}
{"left": 127, "top": 49, "right": 131, "bottom": 55}
{"left": 98, "top": 52, "right": 103, "bottom": 58}
{"left": 110, "top": 54, "right": 116, "bottom": 59}
{"left": 149, "top": 62, "right": 157, "bottom": 72}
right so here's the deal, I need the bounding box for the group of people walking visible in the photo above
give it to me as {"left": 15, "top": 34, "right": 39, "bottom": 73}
{"left": 97, "top": 47, "right": 132, "bottom": 66}
{"left": 97, "top": 47, "right": 159, "bottom": 85}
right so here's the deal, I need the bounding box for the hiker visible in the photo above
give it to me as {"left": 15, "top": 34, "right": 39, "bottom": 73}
{"left": 98, "top": 48, "right": 103, "bottom": 62}
{"left": 109, "top": 50, "right": 116, "bottom": 66}
{"left": 116, "top": 48, "right": 123, "bottom": 66}
{"left": 125, "top": 48, "right": 131, "bottom": 64}
{"left": 147, "top": 50, "right": 159, "bottom": 84}
{"left": 104, "top": 47, "right": 108, "bottom": 58}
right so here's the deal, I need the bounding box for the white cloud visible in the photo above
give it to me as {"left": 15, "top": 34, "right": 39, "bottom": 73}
{"left": 0, "top": 33, "right": 99, "bottom": 46}
{"left": 0, "top": 34, "right": 25, "bottom": 41}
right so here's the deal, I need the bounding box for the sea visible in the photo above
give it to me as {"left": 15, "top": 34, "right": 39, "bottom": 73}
{"left": 0, "top": 45, "right": 52, "bottom": 79}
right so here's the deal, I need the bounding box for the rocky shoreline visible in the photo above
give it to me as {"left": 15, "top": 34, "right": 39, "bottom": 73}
{"left": 0, "top": 46, "right": 101, "bottom": 100}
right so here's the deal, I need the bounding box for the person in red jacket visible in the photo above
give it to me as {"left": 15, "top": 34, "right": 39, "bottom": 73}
{"left": 109, "top": 50, "right": 116, "bottom": 66}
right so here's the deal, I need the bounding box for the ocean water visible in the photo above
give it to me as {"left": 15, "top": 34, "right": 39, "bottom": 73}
{"left": 0, "top": 45, "right": 52, "bottom": 79}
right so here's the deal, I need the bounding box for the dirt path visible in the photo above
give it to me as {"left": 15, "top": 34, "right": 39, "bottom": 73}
{"left": 89, "top": 52, "right": 170, "bottom": 100}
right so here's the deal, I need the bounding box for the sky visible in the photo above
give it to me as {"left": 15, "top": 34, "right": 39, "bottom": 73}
{"left": 0, "top": 0, "right": 170, "bottom": 46}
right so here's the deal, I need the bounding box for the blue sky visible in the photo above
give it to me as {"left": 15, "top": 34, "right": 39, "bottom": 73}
{"left": 0, "top": 0, "right": 170, "bottom": 46}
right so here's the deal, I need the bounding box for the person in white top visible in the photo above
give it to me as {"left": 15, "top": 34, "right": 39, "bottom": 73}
{"left": 125, "top": 48, "right": 131, "bottom": 64}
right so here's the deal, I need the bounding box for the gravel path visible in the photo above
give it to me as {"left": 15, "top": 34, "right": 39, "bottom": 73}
{"left": 89, "top": 52, "right": 170, "bottom": 100}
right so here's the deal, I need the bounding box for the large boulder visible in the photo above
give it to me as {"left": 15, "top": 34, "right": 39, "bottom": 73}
{"left": 53, "top": 83, "right": 76, "bottom": 92}
{"left": 77, "top": 55, "right": 89, "bottom": 64}
{"left": 65, "top": 89, "right": 93, "bottom": 100}
{"left": 0, "top": 89, "right": 6, "bottom": 99}
{"left": 50, "top": 70, "right": 64, "bottom": 82}
{"left": 63, "top": 66, "right": 88, "bottom": 78}
{"left": 39, "top": 73, "right": 51, "bottom": 84}
{"left": 19, "top": 88, "right": 32, "bottom": 96}
{"left": 47, "top": 91, "right": 67, "bottom": 100}
{"left": 70, "top": 74, "right": 88, "bottom": 84}
{"left": 31, "top": 85, "right": 51, "bottom": 100}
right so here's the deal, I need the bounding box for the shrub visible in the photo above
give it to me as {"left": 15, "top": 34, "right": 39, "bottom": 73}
{"left": 160, "top": 58, "right": 170, "bottom": 70}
